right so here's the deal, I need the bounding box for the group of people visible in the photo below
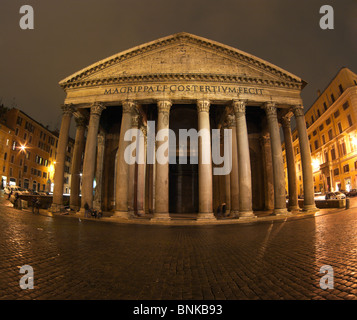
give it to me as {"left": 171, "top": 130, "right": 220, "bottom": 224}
{"left": 84, "top": 203, "right": 103, "bottom": 219}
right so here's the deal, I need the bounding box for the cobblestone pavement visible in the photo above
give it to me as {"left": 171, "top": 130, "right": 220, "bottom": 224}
{"left": 1, "top": 194, "right": 357, "bottom": 300}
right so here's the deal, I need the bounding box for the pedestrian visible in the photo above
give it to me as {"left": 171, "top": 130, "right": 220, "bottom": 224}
{"left": 84, "top": 203, "right": 90, "bottom": 218}
{"left": 13, "top": 192, "right": 19, "bottom": 209}
{"left": 221, "top": 202, "right": 226, "bottom": 217}
{"left": 31, "top": 197, "right": 36, "bottom": 213}
{"left": 35, "top": 197, "right": 41, "bottom": 214}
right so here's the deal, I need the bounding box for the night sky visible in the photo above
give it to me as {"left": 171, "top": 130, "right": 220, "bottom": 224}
{"left": 0, "top": 0, "right": 356, "bottom": 137}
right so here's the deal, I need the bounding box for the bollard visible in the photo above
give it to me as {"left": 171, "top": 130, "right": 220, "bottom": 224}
{"left": 346, "top": 198, "right": 350, "bottom": 210}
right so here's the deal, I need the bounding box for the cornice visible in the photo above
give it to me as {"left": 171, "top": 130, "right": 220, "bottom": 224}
{"left": 59, "top": 32, "right": 304, "bottom": 89}
{"left": 60, "top": 72, "right": 302, "bottom": 90}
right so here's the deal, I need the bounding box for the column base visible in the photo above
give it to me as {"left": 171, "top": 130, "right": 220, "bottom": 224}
{"left": 113, "top": 210, "right": 132, "bottom": 220}
{"left": 288, "top": 205, "right": 300, "bottom": 213}
{"left": 70, "top": 205, "right": 80, "bottom": 212}
{"left": 239, "top": 211, "right": 257, "bottom": 219}
{"left": 228, "top": 210, "right": 239, "bottom": 218}
{"left": 273, "top": 208, "right": 291, "bottom": 215}
{"left": 50, "top": 204, "right": 62, "bottom": 213}
{"left": 197, "top": 212, "right": 216, "bottom": 221}
{"left": 302, "top": 204, "right": 318, "bottom": 212}
{"left": 151, "top": 213, "right": 171, "bottom": 221}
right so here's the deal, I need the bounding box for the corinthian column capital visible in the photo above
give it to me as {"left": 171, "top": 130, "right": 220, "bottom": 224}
{"left": 157, "top": 100, "right": 172, "bottom": 115}
{"left": 292, "top": 105, "right": 305, "bottom": 118}
{"left": 197, "top": 99, "right": 210, "bottom": 113}
{"left": 262, "top": 102, "right": 277, "bottom": 118}
{"left": 122, "top": 100, "right": 136, "bottom": 113}
{"left": 90, "top": 102, "right": 106, "bottom": 116}
{"left": 226, "top": 113, "right": 236, "bottom": 128}
{"left": 232, "top": 99, "right": 247, "bottom": 114}
{"left": 61, "top": 104, "right": 74, "bottom": 115}
{"left": 74, "top": 116, "right": 88, "bottom": 128}
{"left": 280, "top": 115, "right": 292, "bottom": 128}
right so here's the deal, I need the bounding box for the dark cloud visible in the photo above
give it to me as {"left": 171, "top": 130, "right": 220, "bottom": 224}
{"left": 0, "top": 0, "right": 356, "bottom": 136}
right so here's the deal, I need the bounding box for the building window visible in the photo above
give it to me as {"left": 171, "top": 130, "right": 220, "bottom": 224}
{"left": 317, "top": 109, "right": 321, "bottom": 117}
{"left": 314, "top": 140, "right": 319, "bottom": 150}
{"left": 328, "top": 129, "right": 333, "bottom": 140}
{"left": 339, "top": 84, "right": 343, "bottom": 94}
{"left": 15, "top": 128, "right": 19, "bottom": 136}
{"left": 340, "top": 142, "right": 347, "bottom": 156}
{"left": 4, "top": 153, "right": 7, "bottom": 160}
{"left": 9, "top": 168, "right": 12, "bottom": 176}
{"left": 343, "top": 101, "right": 349, "bottom": 110}
{"left": 322, "top": 135, "right": 326, "bottom": 145}
{"left": 331, "top": 148, "right": 336, "bottom": 160}
{"left": 331, "top": 94, "right": 335, "bottom": 103}
{"left": 16, "top": 117, "right": 23, "bottom": 126}
{"left": 324, "top": 151, "right": 329, "bottom": 162}
{"left": 323, "top": 102, "right": 328, "bottom": 111}
{"left": 334, "top": 110, "right": 340, "bottom": 118}
{"left": 10, "top": 155, "right": 14, "bottom": 163}
{"left": 326, "top": 117, "right": 331, "bottom": 125}
{"left": 338, "top": 122, "right": 343, "bottom": 134}
{"left": 343, "top": 164, "right": 349, "bottom": 173}
{"left": 334, "top": 168, "right": 339, "bottom": 176}
{"left": 319, "top": 124, "right": 324, "bottom": 131}
{"left": 313, "top": 130, "right": 317, "bottom": 136}
{"left": 347, "top": 114, "right": 353, "bottom": 127}
{"left": 311, "top": 115, "right": 314, "bottom": 124}
{"left": 355, "top": 161, "right": 357, "bottom": 170}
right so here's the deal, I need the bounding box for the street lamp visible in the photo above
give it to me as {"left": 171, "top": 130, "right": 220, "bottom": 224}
{"left": 18, "top": 144, "right": 27, "bottom": 188}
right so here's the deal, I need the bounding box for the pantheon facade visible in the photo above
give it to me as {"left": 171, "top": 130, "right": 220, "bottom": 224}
{"left": 51, "top": 32, "right": 316, "bottom": 220}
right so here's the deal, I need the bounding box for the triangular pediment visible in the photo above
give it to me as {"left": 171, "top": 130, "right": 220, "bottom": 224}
{"left": 60, "top": 32, "right": 304, "bottom": 88}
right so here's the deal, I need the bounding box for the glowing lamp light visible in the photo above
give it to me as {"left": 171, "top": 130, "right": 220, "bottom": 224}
{"left": 19, "top": 144, "right": 27, "bottom": 152}
{"left": 312, "top": 158, "right": 320, "bottom": 172}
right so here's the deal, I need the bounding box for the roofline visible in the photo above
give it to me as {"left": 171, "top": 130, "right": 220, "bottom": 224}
{"left": 59, "top": 32, "right": 305, "bottom": 86}
{"left": 9, "top": 108, "right": 58, "bottom": 138}
{"left": 304, "top": 67, "right": 354, "bottom": 113}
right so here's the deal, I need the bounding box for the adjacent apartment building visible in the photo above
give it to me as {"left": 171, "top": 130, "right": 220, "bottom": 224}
{"left": 283, "top": 67, "right": 357, "bottom": 195}
{"left": 0, "top": 108, "right": 74, "bottom": 195}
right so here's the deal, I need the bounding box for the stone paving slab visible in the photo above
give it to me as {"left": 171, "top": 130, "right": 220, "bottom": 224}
{"left": 0, "top": 194, "right": 357, "bottom": 300}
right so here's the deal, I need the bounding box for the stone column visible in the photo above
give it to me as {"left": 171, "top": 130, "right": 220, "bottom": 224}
{"left": 233, "top": 100, "right": 255, "bottom": 218}
{"left": 260, "top": 135, "right": 274, "bottom": 210}
{"left": 152, "top": 100, "right": 172, "bottom": 221}
{"left": 197, "top": 99, "right": 215, "bottom": 220}
{"left": 292, "top": 105, "right": 317, "bottom": 211}
{"left": 137, "top": 126, "right": 147, "bottom": 216}
{"left": 114, "top": 100, "right": 135, "bottom": 219}
{"left": 70, "top": 116, "right": 87, "bottom": 211}
{"left": 52, "top": 104, "right": 74, "bottom": 211}
{"left": 281, "top": 115, "right": 299, "bottom": 211}
{"left": 221, "top": 125, "right": 231, "bottom": 215}
{"left": 127, "top": 110, "right": 140, "bottom": 216}
{"left": 262, "top": 102, "right": 288, "bottom": 215}
{"left": 81, "top": 102, "right": 106, "bottom": 211}
{"left": 93, "top": 131, "right": 105, "bottom": 211}
{"left": 227, "top": 113, "right": 239, "bottom": 218}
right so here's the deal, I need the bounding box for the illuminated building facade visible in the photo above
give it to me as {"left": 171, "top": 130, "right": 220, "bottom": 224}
{"left": 283, "top": 67, "right": 357, "bottom": 194}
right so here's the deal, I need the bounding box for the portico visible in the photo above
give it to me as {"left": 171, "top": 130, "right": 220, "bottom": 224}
{"left": 51, "top": 32, "right": 317, "bottom": 219}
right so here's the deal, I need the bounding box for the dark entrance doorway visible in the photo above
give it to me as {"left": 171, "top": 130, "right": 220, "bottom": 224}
{"left": 169, "top": 162, "right": 198, "bottom": 213}
{"left": 169, "top": 105, "right": 199, "bottom": 214}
